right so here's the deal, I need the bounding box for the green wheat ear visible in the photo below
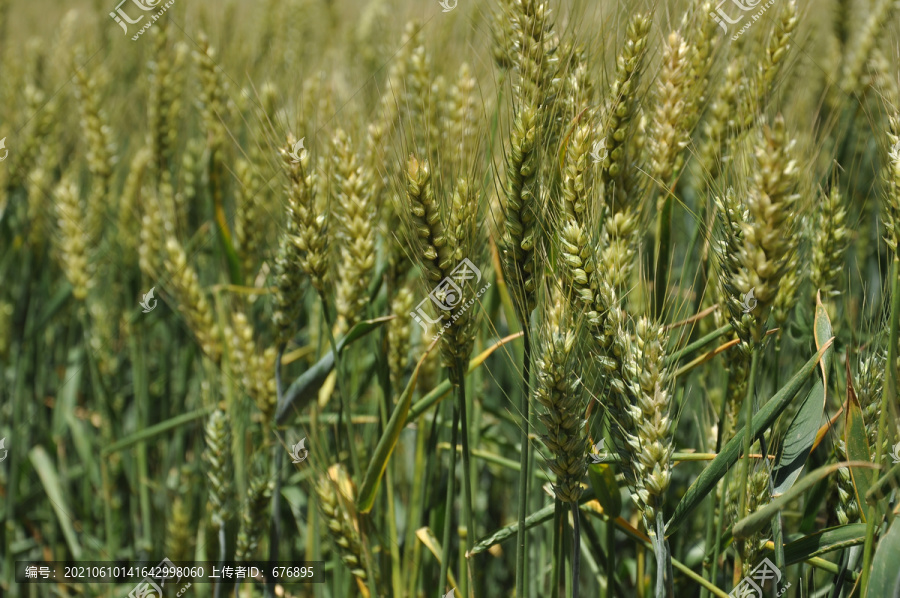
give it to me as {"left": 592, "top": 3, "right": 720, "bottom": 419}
{"left": 535, "top": 293, "right": 587, "bottom": 504}
{"left": 235, "top": 473, "right": 274, "bottom": 561}
{"left": 316, "top": 464, "right": 375, "bottom": 596}
{"left": 203, "top": 408, "right": 234, "bottom": 527}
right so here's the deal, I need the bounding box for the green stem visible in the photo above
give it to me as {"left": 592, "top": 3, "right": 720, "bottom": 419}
{"left": 860, "top": 257, "right": 900, "bottom": 593}
{"left": 515, "top": 331, "right": 532, "bottom": 597}
{"left": 457, "top": 358, "right": 476, "bottom": 595}
{"left": 737, "top": 347, "right": 762, "bottom": 569}
{"left": 405, "top": 413, "right": 428, "bottom": 598}
{"left": 264, "top": 347, "right": 288, "bottom": 598}
{"left": 606, "top": 517, "right": 615, "bottom": 598}
{"left": 702, "top": 363, "right": 733, "bottom": 598}
{"left": 439, "top": 398, "right": 461, "bottom": 593}
{"left": 571, "top": 502, "right": 581, "bottom": 598}
{"left": 737, "top": 349, "right": 761, "bottom": 514}
{"left": 654, "top": 194, "right": 673, "bottom": 319}
{"left": 317, "top": 292, "right": 360, "bottom": 477}
{"left": 551, "top": 500, "right": 563, "bottom": 598}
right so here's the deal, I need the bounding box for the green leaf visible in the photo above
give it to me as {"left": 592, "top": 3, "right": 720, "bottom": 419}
{"left": 102, "top": 406, "right": 215, "bottom": 456}
{"left": 357, "top": 342, "right": 432, "bottom": 513}
{"left": 783, "top": 524, "right": 867, "bottom": 564}
{"left": 30, "top": 446, "right": 82, "bottom": 559}
{"left": 865, "top": 461, "right": 900, "bottom": 505}
{"left": 734, "top": 462, "right": 873, "bottom": 540}
{"left": 772, "top": 380, "right": 826, "bottom": 495}
{"left": 665, "top": 341, "right": 831, "bottom": 534}
{"left": 469, "top": 487, "right": 596, "bottom": 556}
{"left": 276, "top": 317, "right": 392, "bottom": 424}
{"left": 866, "top": 518, "right": 900, "bottom": 598}
{"left": 813, "top": 291, "right": 834, "bottom": 383}
{"left": 844, "top": 376, "right": 875, "bottom": 522}
{"left": 588, "top": 463, "right": 622, "bottom": 519}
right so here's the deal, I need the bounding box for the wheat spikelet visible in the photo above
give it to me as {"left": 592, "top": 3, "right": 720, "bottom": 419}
{"left": 609, "top": 318, "right": 675, "bottom": 530}
{"left": 839, "top": 0, "right": 899, "bottom": 98}
{"left": 811, "top": 185, "right": 849, "bottom": 299}
{"left": 561, "top": 122, "right": 592, "bottom": 224}
{"left": 73, "top": 55, "right": 115, "bottom": 243}
{"left": 203, "top": 408, "right": 234, "bottom": 527}
{"left": 883, "top": 114, "right": 900, "bottom": 252}
{"left": 535, "top": 294, "right": 587, "bottom": 503}
{"left": 500, "top": 0, "right": 558, "bottom": 318}
{"left": 165, "top": 495, "right": 195, "bottom": 562}
{"left": 235, "top": 473, "right": 273, "bottom": 560}
{"left": 388, "top": 286, "right": 415, "bottom": 395}
{"left": 25, "top": 150, "right": 56, "bottom": 252}
{"left": 682, "top": 0, "right": 718, "bottom": 133}
{"left": 163, "top": 237, "right": 221, "bottom": 362}
{"left": 55, "top": 176, "right": 91, "bottom": 302}
{"left": 599, "top": 11, "right": 651, "bottom": 191}
{"left": 225, "top": 311, "right": 277, "bottom": 420}
{"left": 281, "top": 133, "right": 331, "bottom": 293}
{"left": 333, "top": 128, "right": 376, "bottom": 335}
{"left": 649, "top": 31, "right": 690, "bottom": 192}
{"left": 12, "top": 83, "right": 55, "bottom": 190}
{"left": 756, "top": 0, "right": 798, "bottom": 104}
{"left": 234, "top": 157, "right": 269, "bottom": 279}
{"left": 716, "top": 116, "right": 800, "bottom": 345}
{"left": 698, "top": 59, "right": 744, "bottom": 180}
{"left": 316, "top": 464, "right": 373, "bottom": 596}
{"left": 118, "top": 147, "right": 153, "bottom": 262}
{"left": 405, "top": 156, "right": 451, "bottom": 283}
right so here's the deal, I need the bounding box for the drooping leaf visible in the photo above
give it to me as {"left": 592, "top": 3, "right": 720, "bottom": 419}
{"left": 30, "top": 446, "right": 83, "bottom": 559}
{"left": 772, "top": 379, "right": 826, "bottom": 495}
{"left": 783, "top": 524, "right": 867, "bottom": 564}
{"left": 844, "top": 373, "right": 875, "bottom": 522}
{"left": 814, "top": 291, "right": 834, "bottom": 384}
{"left": 469, "top": 487, "right": 597, "bottom": 556}
{"left": 416, "top": 526, "right": 459, "bottom": 592}
{"left": 866, "top": 518, "right": 900, "bottom": 598}
{"left": 276, "top": 317, "right": 392, "bottom": 424}
{"left": 357, "top": 341, "right": 434, "bottom": 513}
{"left": 666, "top": 341, "right": 832, "bottom": 534}
{"left": 734, "top": 462, "right": 875, "bottom": 540}
{"left": 865, "top": 461, "right": 900, "bottom": 505}
{"left": 588, "top": 463, "right": 622, "bottom": 519}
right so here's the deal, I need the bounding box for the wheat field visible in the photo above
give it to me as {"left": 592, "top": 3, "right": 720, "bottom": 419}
{"left": 1, "top": 0, "right": 900, "bottom": 596}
